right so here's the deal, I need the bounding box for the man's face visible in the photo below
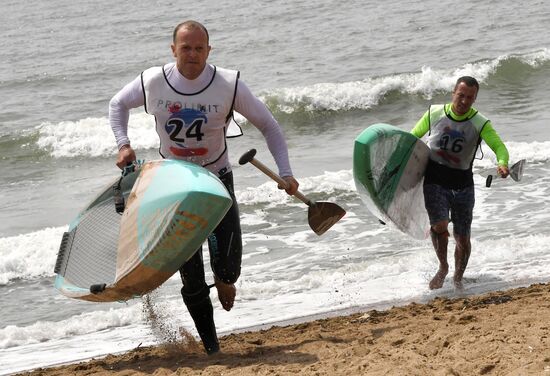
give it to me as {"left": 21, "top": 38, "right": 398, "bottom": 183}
{"left": 451, "top": 82, "right": 478, "bottom": 115}
{"left": 171, "top": 26, "right": 211, "bottom": 80}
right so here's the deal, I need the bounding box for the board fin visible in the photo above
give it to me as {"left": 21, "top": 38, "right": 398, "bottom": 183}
{"left": 113, "top": 183, "right": 125, "bottom": 214}
{"left": 113, "top": 163, "right": 137, "bottom": 214}
{"left": 90, "top": 283, "right": 107, "bottom": 294}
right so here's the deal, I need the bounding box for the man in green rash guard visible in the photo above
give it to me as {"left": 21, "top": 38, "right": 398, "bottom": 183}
{"left": 411, "top": 76, "right": 510, "bottom": 290}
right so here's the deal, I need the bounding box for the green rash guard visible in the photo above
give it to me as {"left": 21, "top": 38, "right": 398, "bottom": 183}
{"left": 411, "top": 104, "right": 509, "bottom": 189}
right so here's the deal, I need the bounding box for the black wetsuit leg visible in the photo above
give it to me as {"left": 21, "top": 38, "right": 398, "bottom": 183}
{"left": 178, "top": 171, "right": 243, "bottom": 354}
{"left": 208, "top": 171, "right": 243, "bottom": 284}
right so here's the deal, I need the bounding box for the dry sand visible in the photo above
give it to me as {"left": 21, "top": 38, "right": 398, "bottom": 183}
{"left": 17, "top": 283, "right": 550, "bottom": 376}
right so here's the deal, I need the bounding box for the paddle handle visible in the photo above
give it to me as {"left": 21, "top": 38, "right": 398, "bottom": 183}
{"left": 239, "top": 149, "right": 312, "bottom": 206}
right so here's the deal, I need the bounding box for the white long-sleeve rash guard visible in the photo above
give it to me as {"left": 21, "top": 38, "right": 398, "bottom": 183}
{"left": 109, "top": 63, "right": 293, "bottom": 177}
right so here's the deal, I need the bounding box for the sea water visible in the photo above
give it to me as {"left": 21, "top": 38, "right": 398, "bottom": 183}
{"left": 1, "top": 0, "right": 550, "bottom": 373}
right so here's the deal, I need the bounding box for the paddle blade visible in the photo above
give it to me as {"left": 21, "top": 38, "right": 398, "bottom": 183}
{"left": 510, "top": 159, "right": 525, "bottom": 182}
{"left": 308, "top": 202, "right": 346, "bottom": 235}
{"left": 484, "top": 159, "right": 525, "bottom": 188}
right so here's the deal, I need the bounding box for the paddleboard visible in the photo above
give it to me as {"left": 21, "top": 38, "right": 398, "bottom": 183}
{"left": 353, "top": 123, "right": 430, "bottom": 239}
{"left": 54, "top": 159, "right": 233, "bottom": 302}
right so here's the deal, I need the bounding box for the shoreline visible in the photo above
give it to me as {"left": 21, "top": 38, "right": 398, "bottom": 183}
{"left": 16, "top": 282, "right": 550, "bottom": 375}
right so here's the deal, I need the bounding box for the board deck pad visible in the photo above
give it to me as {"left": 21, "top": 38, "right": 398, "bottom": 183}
{"left": 353, "top": 123, "right": 430, "bottom": 239}
{"left": 54, "top": 160, "right": 233, "bottom": 302}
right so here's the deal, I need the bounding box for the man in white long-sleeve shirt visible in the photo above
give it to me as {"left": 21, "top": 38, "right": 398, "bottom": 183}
{"left": 109, "top": 20, "right": 299, "bottom": 355}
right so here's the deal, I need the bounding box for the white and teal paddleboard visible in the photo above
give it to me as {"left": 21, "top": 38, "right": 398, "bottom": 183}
{"left": 54, "top": 159, "right": 233, "bottom": 302}
{"left": 353, "top": 123, "right": 430, "bottom": 239}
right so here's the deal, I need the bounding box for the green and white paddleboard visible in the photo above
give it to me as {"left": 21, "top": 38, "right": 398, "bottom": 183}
{"left": 353, "top": 123, "right": 430, "bottom": 239}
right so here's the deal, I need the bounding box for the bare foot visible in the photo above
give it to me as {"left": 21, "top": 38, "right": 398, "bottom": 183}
{"left": 429, "top": 269, "right": 448, "bottom": 290}
{"left": 453, "top": 276, "right": 464, "bottom": 290}
{"left": 215, "top": 276, "right": 236, "bottom": 311}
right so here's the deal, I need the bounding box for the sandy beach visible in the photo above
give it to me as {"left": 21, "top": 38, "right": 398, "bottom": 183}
{"left": 16, "top": 282, "right": 550, "bottom": 376}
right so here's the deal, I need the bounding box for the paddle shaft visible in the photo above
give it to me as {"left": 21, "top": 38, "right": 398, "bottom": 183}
{"left": 239, "top": 149, "right": 346, "bottom": 235}
{"left": 247, "top": 158, "right": 313, "bottom": 206}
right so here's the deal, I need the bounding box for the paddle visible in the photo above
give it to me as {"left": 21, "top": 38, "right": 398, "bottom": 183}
{"left": 238, "top": 149, "right": 346, "bottom": 236}
{"left": 482, "top": 159, "right": 525, "bottom": 188}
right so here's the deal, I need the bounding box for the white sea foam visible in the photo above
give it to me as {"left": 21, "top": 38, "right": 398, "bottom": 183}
{"left": 517, "top": 47, "right": 550, "bottom": 66}
{"left": 0, "top": 227, "right": 66, "bottom": 285}
{"left": 0, "top": 305, "right": 139, "bottom": 349}
{"left": 3, "top": 230, "right": 549, "bottom": 347}
{"left": 0, "top": 144, "right": 546, "bottom": 286}
{"left": 35, "top": 113, "right": 158, "bottom": 158}
{"left": 262, "top": 50, "right": 550, "bottom": 113}
{"left": 31, "top": 50, "right": 550, "bottom": 161}
{"left": 1, "top": 227, "right": 549, "bottom": 374}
